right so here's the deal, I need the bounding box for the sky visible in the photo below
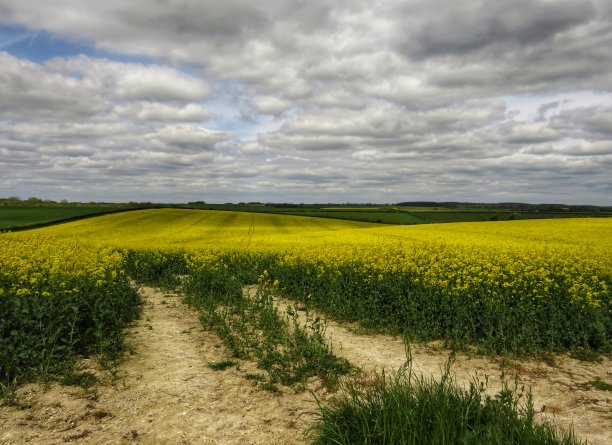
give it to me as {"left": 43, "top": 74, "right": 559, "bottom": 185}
{"left": 0, "top": 1, "right": 611, "bottom": 204}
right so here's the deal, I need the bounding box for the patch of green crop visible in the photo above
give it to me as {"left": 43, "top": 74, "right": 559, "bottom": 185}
{"left": 311, "top": 356, "right": 585, "bottom": 445}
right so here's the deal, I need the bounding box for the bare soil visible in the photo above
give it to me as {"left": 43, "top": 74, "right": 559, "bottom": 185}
{"left": 0, "top": 287, "right": 328, "bottom": 445}
{"left": 266, "top": 288, "right": 611, "bottom": 445}
{"left": 1, "top": 285, "right": 610, "bottom": 445}
{"left": 314, "top": 320, "right": 611, "bottom": 445}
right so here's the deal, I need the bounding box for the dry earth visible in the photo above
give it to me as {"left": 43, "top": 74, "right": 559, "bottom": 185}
{"left": 0, "top": 287, "right": 328, "bottom": 445}
{"left": 266, "top": 287, "right": 612, "bottom": 445}
{"left": 1, "top": 285, "right": 610, "bottom": 445}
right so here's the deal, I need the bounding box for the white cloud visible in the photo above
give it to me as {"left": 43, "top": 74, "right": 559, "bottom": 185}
{"left": 240, "top": 141, "right": 268, "bottom": 155}
{"left": 146, "top": 125, "right": 229, "bottom": 153}
{"left": 251, "top": 95, "right": 293, "bottom": 115}
{"left": 115, "top": 103, "right": 214, "bottom": 122}
{"left": 0, "top": 52, "right": 102, "bottom": 120}
{"left": 115, "top": 68, "right": 210, "bottom": 101}
{"left": 0, "top": 1, "right": 611, "bottom": 203}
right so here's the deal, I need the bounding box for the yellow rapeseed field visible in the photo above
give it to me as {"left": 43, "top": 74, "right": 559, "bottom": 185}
{"left": 24, "top": 209, "right": 612, "bottom": 309}
{"left": 32, "top": 208, "right": 375, "bottom": 249}
{"left": 2, "top": 208, "right": 611, "bottom": 361}
{"left": 0, "top": 235, "right": 139, "bottom": 385}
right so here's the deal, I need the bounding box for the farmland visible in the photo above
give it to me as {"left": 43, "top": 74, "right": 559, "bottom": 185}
{"left": 1, "top": 209, "right": 611, "bottom": 444}
{"left": 29, "top": 209, "right": 609, "bottom": 353}
{"left": 3, "top": 201, "right": 611, "bottom": 231}
{"left": 0, "top": 205, "right": 136, "bottom": 230}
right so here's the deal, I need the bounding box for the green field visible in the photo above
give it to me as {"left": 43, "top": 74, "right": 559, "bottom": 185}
{"left": 0, "top": 205, "right": 135, "bottom": 230}
{"left": 2, "top": 202, "right": 610, "bottom": 230}
{"left": 182, "top": 203, "right": 612, "bottom": 225}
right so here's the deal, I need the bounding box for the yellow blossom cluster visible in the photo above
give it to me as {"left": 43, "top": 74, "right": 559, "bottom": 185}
{"left": 0, "top": 234, "right": 128, "bottom": 298}
{"left": 18, "top": 209, "right": 612, "bottom": 309}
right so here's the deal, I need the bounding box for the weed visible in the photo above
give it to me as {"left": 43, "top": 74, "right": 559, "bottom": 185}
{"left": 60, "top": 371, "right": 99, "bottom": 389}
{"left": 207, "top": 360, "right": 237, "bottom": 371}
{"left": 245, "top": 373, "right": 266, "bottom": 382}
{"left": 311, "top": 356, "right": 585, "bottom": 445}
{"left": 93, "top": 410, "right": 111, "bottom": 419}
{"left": 584, "top": 379, "right": 612, "bottom": 391}
{"left": 0, "top": 379, "right": 18, "bottom": 406}
{"left": 185, "top": 268, "right": 353, "bottom": 389}
{"left": 261, "top": 381, "right": 279, "bottom": 392}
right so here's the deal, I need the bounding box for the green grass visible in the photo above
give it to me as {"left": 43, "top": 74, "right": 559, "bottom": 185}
{"left": 179, "top": 203, "right": 612, "bottom": 225}
{"left": 584, "top": 379, "right": 612, "bottom": 391}
{"left": 207, "top": 360, "right": 238, "bottom": 371}
{"left": 10, "top": 204, "right": 609, "bottom": 234}
{"left": 182, "top": 267, "right": 354, "bottom": 388}
{"left": 0, "top": 205, "right": 134, "bottom": 230}
{"left": 279, "top": 210, "right": 425, "bottom": 224}
{"left": 312, "top": 359, "right": 584, "bottom": 445}
{"left": 59, "top": 371, "right": 99, "bottom": 388}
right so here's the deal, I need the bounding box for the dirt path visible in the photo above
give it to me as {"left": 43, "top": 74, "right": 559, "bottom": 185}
{"left": 321, "top": 320, "right": 612, "bottom": 445}
{"left": 266, "top": 289, "right": 612, "bottom": 445}
{"left": 2, "top": 286, "right": 610, "bottom": 445}
{"left": 0, "top": 287, "right": 326, "bottom": 445}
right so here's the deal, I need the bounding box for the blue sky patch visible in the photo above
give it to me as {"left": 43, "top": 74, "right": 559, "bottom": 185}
{"left": 0, "top": 25, "right": 155, "bottom": 65}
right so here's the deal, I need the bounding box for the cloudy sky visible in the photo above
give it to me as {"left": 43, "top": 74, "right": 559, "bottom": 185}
{"left": 1, "top": 0, "right": 611, "bottom": 204}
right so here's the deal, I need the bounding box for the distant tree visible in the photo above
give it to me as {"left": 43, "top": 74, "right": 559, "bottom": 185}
{"left": 26, "top": 197, "right": 43, "bottom": 205}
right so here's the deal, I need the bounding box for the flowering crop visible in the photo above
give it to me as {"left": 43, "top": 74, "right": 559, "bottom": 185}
{"left": 0, "top": 234, "right": 139, "bottom": 387}
{"left": 17, "top": 210, "right": 612, "bottom": 353}
{"left": 181, "top": 215, "right": 611, "bottom": 353}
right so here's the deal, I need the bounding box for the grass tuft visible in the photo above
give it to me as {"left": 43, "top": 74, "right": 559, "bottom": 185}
{"left": 584, "top": 379, "right": 612, "bottom": 391}
{"left": 311, "top": 356, "right": 585, "bottom": 445}
{"left": 207, "top": 360, "right": 237, "bottom": 371}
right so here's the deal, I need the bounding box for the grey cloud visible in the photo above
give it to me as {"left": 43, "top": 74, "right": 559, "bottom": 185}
{"left": 400, "top": 0, "right": 596, "bottom": 58}
{"left": 276, "top": 171, "right": 348, "bottom": 184}
{"left": 37, "top": 144, "right": 95, "bottom": 157}
{"left": 561, "top": 141, "right": 612, "bottom": 156}
{"left": 1, "top": 1, "right": 612, "bottom": 204}
{"left": 551, "top": 106, "right": 612, "bottom": 137}
{"left": 240, "top": 142, "right": 268, "bottom": 155}
{"left": 261, "top": 103, "right": 506, "bottom": 154}
{"left": 250, "top": 95, "right": 293, "bottom": 116}
{"left": 115, "top": 68, "right": 210, "bottom": 101}
{"left": 114, "top": 103, "right": 215, "bottom": 122}
{"left": 47, "top": 55, "right": 211, "bottom": 102}
{"left": 7, "top": 122, "right": 132, "bottom": 143}
{"left": 537, "top": 101, "right": 561, "bottom": 120}
{"left": 4, "top": 1, "right": 612, "bottom": 105}
{"left": 498, "top": 122, "right": 561, "bottom": 144}
{"left": 0, "top": 52, "right": 103, "bottom": 120}
{"left": 146, "top": 125, "right": 229, "bottom": 153}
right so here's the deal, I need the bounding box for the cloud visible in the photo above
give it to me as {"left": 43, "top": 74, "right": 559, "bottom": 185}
{"left": 115, "top": 103, "right": 214, "bottom": 122}
{"left": 400, "top": 0, "right": 596, "bottom": 58}
{"left": 250, "top": 95, "right": 293, "bottom": 116}
{"left": 551, "top": 106, "right": 612, "bottom": 137}
{"left": 46, "top": 55, "right": 211, "bottom": 102}
{"left": 0, "top": 51, "right": 102, "bottom": 119}
{"left": 146, "top": 125, "right": 229, "bottom": 153}
{"left": 115, "top": 67, "right": 210, "bottom": 101}
{"left": 0, "top": 1, "right": 611, "bottom": 204}
{"left": 499, "top": 122, "right": 561, "bottom": 144}
{"left": 240, "top": 141, "right": 268, "bottom": 155}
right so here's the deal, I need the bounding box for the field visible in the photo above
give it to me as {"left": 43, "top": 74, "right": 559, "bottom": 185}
{"left": 1, "top": 209, "right": 611, "bottom": 443}
{"left": 2, "top": 203, "right": 610, "bottom": 230}
{"left": 0, "top": 205, "right": 135, "bottom": 230}
{"left": 183, "top": 202, "right": 612, "bottom": 225}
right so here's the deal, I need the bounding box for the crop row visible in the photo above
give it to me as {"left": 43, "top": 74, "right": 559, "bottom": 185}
{"left": 181, "top": 239, "right": 610, "bottom": 354}
{"left": 0, "top": 235, "right": 140, "bottom": 391}
{"left": 2, "top": 218, "right": 610, "bottom": 392}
